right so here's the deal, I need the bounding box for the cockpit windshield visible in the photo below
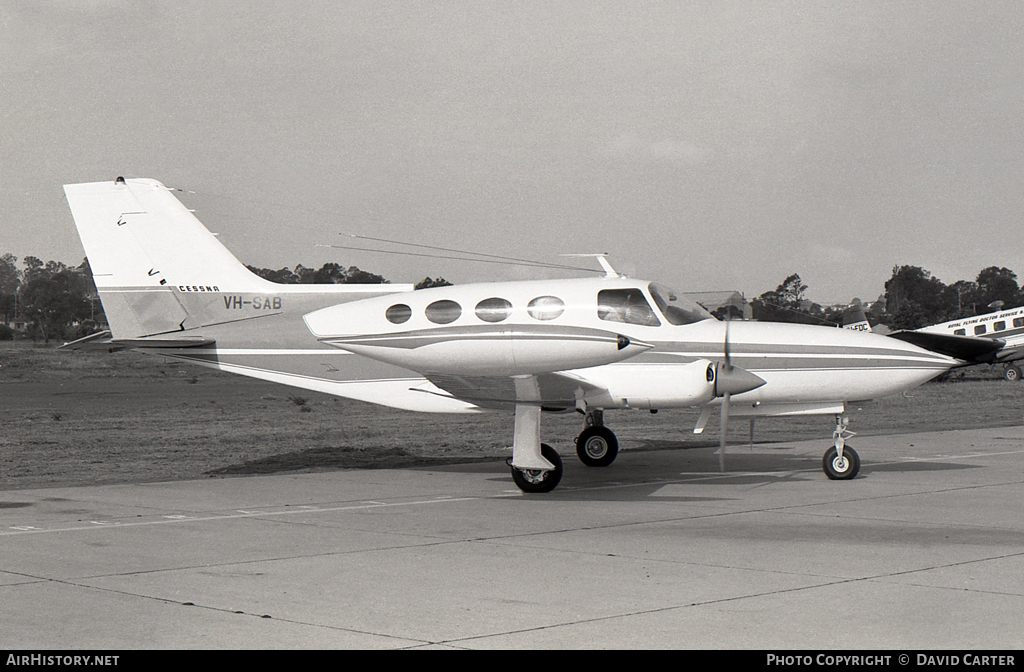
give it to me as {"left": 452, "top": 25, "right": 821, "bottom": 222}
{"left": 648, "top": 283, "right": 715, "bottom": 325}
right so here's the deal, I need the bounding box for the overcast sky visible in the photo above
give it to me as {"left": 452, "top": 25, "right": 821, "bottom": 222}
{"left": 2, "top": 1, "right": 1022, "bottom": 303}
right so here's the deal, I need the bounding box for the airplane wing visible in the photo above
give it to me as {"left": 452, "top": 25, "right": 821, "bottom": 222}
{"left": 886, "top": 330, "right": 1003, "bottom": 363}
{"left": 424, "top": 372, "right": 601, "bottom": 410}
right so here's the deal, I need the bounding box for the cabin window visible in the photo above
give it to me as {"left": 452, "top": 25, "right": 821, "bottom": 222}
{"left": 598, "top": 289, "right": 661, "bottom": 326}
{"left": 527, "top": 296, "right": 564, "bottom": 321}
{"left": 954, "top": 329, "right": 966, "bottom": 335}
{"left": 425, "top": 300, "right": 462, "bottom": 324}
{"left": 386, "top": 304, "right": 412, "bottom": 324}
{"left": 994, "top": 321, "right": 1006, "bottom": 332}
{"left": 475, "top": 297, "right": 512, "bottom": 323}
{"left": 1014, "top": 318, "right": 1024, "bottom": 328}
{"left": 974, "top": 325, "right": 987, "bottom": 335}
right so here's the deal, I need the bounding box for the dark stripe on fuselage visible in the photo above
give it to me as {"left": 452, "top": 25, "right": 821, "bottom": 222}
{"left": 319, "top": 323, "right": 627, "bottom": 347}
{"left": 636, "top": 341, "right": 950, "bottom": 371}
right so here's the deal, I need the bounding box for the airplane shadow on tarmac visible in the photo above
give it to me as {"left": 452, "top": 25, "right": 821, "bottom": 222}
{"left": 203, "top": 440, "right": 980, "bottom": 504}
{"left": 482, "top": 444, "right": 982, "bottom": 503}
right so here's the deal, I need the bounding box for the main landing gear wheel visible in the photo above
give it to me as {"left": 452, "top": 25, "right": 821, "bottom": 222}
{"left": 1004, "top": 365, "right": 1022, "bottom": 382}
{"left": 575, "top": 426, "right": 619, "bottom": 467}
{"left": 822, "top": 445, "right": 860, "bottom": 480}
{"left": 511, "top": 444, "right": 563, "bottom": 494}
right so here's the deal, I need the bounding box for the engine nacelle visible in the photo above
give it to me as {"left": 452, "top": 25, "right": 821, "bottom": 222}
{"left": 577, "top": 358, "right": 765, "bottom": 409}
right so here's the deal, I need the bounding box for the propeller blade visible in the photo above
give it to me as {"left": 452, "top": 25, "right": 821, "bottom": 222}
{"left": 712, "top": 319, "right": 766, "bottom": 397}
{"left": 719, "top": 391, "right": 730, "bottom": 472}
{"left": 719, "top": 317, "right": 731, "bottom": 472}
{"left": 723, "top": 318, "right": 732, "bottom": 368}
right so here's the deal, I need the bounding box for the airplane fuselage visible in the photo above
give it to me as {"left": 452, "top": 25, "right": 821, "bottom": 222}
{"left": 299, "top": 277, "right": 955, "bottom": 414}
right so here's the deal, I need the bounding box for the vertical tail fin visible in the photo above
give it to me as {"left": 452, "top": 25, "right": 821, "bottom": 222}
{"left": 64, "top": 177, "right": 273, "bottom": 338}
{"left": 841, "top": 302, "right": 872, "bottom": 332}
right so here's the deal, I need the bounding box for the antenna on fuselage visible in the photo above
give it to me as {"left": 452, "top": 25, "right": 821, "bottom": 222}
{"left": 321, "top": 235, "right": 604, "bottom": 274}
{"left": 558, "top": 253, "right": 620, "bottom": 278}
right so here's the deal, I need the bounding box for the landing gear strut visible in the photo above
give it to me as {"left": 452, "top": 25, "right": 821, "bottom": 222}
{"left": 508, "top": 376, "right": 563, "bottom": 493}
{"left": 822, "top": 415, "right": 860, "bottom": 480}
{"left": 575, "top": 410, "right": 619, "bottom": 467}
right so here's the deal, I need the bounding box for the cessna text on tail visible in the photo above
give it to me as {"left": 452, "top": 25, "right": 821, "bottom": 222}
{"left": 63, "top": 178, "right": 958, "bottom": 493}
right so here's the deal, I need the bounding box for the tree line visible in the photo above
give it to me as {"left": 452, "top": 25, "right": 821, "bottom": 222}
{"left": 0, "top": 254, "right": 101, "bottom": 343}
{"left": 1, "top": 251, "right": 1018, "bottom": 342}
{"left": 243, "top": 262, "right": 450, "bottom": 290}
{"left": 0, "top": 254, "right": 450, "bottom": 342}
{"left": 750, "top": 265, "right": 1023, "bottom": 330}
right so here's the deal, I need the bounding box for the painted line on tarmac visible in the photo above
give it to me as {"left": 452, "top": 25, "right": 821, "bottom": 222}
{"left": 897, "top": 448, "right": 1024, "bottom": 461}
{"left": 0, "top": 496, "right": 478, "bottom": 537}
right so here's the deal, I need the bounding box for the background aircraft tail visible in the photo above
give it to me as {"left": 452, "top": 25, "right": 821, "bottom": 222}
{"left": 64, "top": 177, "right": 280, "bottom": 339}
{"left": 841, "top": 302, "right": 872, "bottom": 332}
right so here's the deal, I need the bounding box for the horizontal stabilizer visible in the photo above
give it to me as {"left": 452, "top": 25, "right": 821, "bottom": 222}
{"left": 888, "top": 330, "right": 1003, "bottom": 362}
{"left": 111, "top": 336, "right": 216, "bottom": 349}
{"left": 59, "top": 330, "right": 114, "bottom": 350}
{"left": 60, "top": 330, "right": 214, "bottom": 351}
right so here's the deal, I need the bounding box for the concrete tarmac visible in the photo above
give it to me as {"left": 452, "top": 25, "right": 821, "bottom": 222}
{"left": 1, "top": 425, "right": 1023, "bottom": 649}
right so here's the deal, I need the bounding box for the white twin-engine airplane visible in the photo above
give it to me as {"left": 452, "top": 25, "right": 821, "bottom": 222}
{"left": 63, "top": 178, "right": 958, "bottom": 493}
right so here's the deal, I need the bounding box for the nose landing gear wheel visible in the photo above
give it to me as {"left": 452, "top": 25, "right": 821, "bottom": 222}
{"left": 575, "top": 426, "right": 619, "bottom": 467}
{"left": 511, "top": 444, "right": 563, "bottom": 493}
{"left": 823, "top": 445, "right": 860, "bottom": 480}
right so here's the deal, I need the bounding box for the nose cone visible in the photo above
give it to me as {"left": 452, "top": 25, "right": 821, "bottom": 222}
{"left": 715, "top": 364, "right": 766, "bottom": 397}
{"left": 717, "top": 320, "right": 959, "bottom": 403}
{"left": 823, "top": 326, "right": 960, "bottom": 396}
{"left": 874, "top": 332, "right": 960, "bottom": 387}
{"left": 827, "top": 324, "right": 961, "bottom": 372}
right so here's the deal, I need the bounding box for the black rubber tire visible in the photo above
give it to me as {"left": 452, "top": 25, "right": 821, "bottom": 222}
{"left": 823, "top": 445, "right": 860, "bottom": 480}
{"left": 1004, "top": 365, "right": 1021, "bottom": 382}
{"left": 511, "top": 444, "right": 563, "bottom": 493}
{"left": 575, "top": 426, "right": 619, "bottom": 468}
